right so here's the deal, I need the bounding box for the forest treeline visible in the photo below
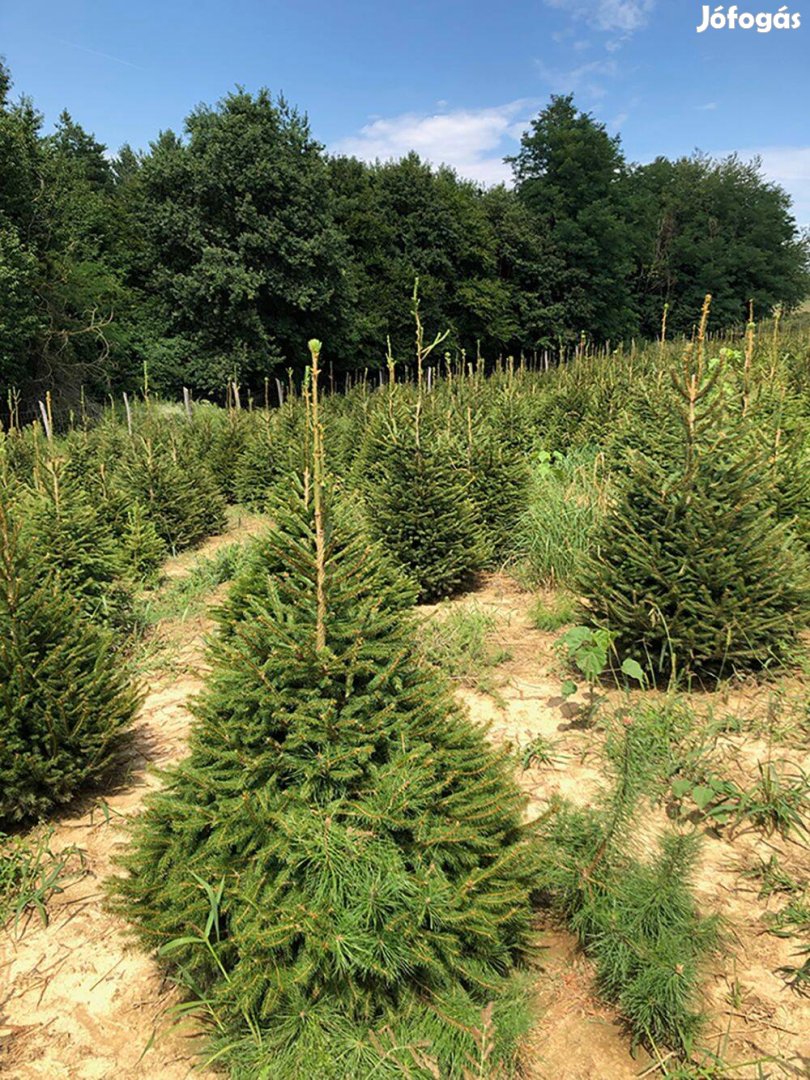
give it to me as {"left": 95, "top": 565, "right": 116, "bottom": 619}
{"left": 1, "top": 57, "right": 808, "bottom": 415}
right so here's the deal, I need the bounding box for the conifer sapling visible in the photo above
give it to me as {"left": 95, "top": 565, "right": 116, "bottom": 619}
{"left": 111, "top": 339, "right": 539, "bottom": 1078}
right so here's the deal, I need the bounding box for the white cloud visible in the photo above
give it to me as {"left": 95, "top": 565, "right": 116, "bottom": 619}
{"left": 332, "top": 101, "right": 538, "bottom": 186}
{"left": 748, "top": 146, "right": 810, "bottom": 225}
{"left": 535, "top": 58, "right": 618, "bottom": 99}
{"left": 544, "top": 0, "right": 656, "bottom": 33}
{"left": 696, "top": 102, "right": 718, "bottom": 111}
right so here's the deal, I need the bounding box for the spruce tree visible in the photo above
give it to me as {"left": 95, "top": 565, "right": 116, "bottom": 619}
{"left": 217, "top": 497, "right": 416, "bottom": 636}
{"left": 233, "top": 400, "right": 308, "bottom": 510}
{"left": 21, "top": 458, "right": 135, "bottom": 629}
{"left": 464, "top": 426, "right": 529, "bottom": 567}
{"left": 117, "top": 433, "right": 226, "bottom": 552}
{"left": 360, "top": 407, "right": 486, "bottom": 603}
{"left": 111, "top": 343, "right": 538, "bottom": 1078}
{"left": 0, "top": 498, "right": 139, "bottom": 823}
{"left": 581, "top": 305, "right": 810, "bottom": 684}
{"left": 119, "top": 502, "right": 168, "bottom": 583}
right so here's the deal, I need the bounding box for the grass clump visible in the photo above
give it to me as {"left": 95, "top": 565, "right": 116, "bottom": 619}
{"left": 521, "top": 734, "right": 564, "bottom": 770}
{"left": 739, "top": 761, "right": 809, "bottom": 839}
{"left": 536, "top": 717, "right": 720, "bottom": 1057}
{"left": 0, "top": 829, "right": 84, "bottom": 935}
{"left": 142, "top": 542, "right": 246, "bottom": 625}
{"left": 528, "top": 592, "right": 577, "bottom": 632}
{"left": 516, "top": 448, "right": 610, "bottom": 587}
{"left": 765, "top": 891, "right": 810, "bottom": 994}
{"left": 419, "top": 602, "right": 511, "bottom": 694}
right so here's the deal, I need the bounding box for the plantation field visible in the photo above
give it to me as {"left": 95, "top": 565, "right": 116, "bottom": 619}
{"left": 2, "top": 316, "right": 809, "bottom": 1078}
{"left": 2, "top": 532, "right": 808, "bottom": 1078}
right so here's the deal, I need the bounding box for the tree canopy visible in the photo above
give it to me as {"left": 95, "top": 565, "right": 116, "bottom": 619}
{"left": 0, "top": 63, "right": 807, "bottom": 416}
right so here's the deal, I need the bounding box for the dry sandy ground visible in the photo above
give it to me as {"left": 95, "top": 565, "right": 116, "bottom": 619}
{"left": 2, "top": 554, "right": 809, "bottom": 1079}
{"left": 449, "top": 576, "right": 810, "bottom": 1079}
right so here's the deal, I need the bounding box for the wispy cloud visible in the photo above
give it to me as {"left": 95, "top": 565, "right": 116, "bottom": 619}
{"left": 332, "top": 101, "right": 538, "bottom": 186}
{"left": 544, "top": 0, "right": 656, "bottom": 34}
{"left": 696, "top": 101, "right": 718, "bottom": 111}
{"left": 56, "top": 39, "right": 145, "bottom": 71}
{"left": 535, "top": 58, "right": 619, "bottom": 99}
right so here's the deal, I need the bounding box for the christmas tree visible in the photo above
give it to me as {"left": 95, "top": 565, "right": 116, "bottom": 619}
{"left": 119, "top": 502, "right": 169, "bottom": 583}
{"left": 111, "top": 343, "right": 538, "bottom": 1078}
{"left": 233, "top": 400, "right": 308, "bottom": 510}
{"left": 0, "top": 497, "right": 139, "bottom": 823}
{"left": 359, "top": 406, "right": 486, "bottom": 603}
{"left": 217, "top": 495, "right": 416, "bottom": 636}
{"left": 21, "top": 458, "right": 135, "bottom": 629}
{"left": 581, "top": 300, "right": 810, "bottom": 685}
{"left": 463, "top": 425, "right": 529, "bottom": 568}
{"left": 117, "top": 433, "right": 226, "bottom": 552}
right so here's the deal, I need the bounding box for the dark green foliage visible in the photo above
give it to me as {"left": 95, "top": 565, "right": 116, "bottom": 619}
{"left": 0, "top": 499, "right": 138, "bottom": 823}
{"left": 361, "top": 413, "right": 486, "bottom": 603}
{"left": 111, "top": 481, "right": 538, "bottom": 1077}
{"left": 217, "top": 500, "right": 415, "bottom": 636}
{"left": 510, "top": 94, "right": 637, "bottom": 344}
{"left": 21, "top": 459, "right": 134, "bottom": 628}
{"left": 329, "top": 152, "right": 564, "bottom": 363}
{"left": 763, "top": 415, "right": 810, "bottom": 551}
{"left": 119, "top": 503, "right": 168, "bottom": 583}
{"left": 232, "top": 402, "right": 308, "bottom": 510}
{"left": 4, "top": 51, "right": 808, "bottom": 411}
{"left": 628, "top": 154, "right": 810, "bottom": 337}
{"left": 129, "top": 89, "right": 351, "bottom": 392}
{"left": 464, "top": 433, "right": 529, "bottom": 567}
{"left": 580, "top": 352, "right": 810, "bottom": 684}
{"left": 184, "top": 405, "right": 250, "bottom": 504}
{"left": 116, "top": 433, "right": 226, "bottom": 552}
{"left": 0, "top": 64, "right": 133, "bottom": 411}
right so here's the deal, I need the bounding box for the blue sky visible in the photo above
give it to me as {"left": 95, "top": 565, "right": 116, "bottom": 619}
{"left": 2, "top": 1, "right": 808, "bottom": 220}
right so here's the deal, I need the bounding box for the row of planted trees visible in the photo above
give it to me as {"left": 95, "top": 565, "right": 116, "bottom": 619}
{"left": 1, "top": 305, "right": 809, "bottom": 1073}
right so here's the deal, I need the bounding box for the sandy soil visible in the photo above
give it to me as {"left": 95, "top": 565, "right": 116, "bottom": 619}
{"left": 445, "top": 574, "right": 810, "bottom": 1079}
{"left": 2, "top": 560, "right": 809, "bottom": 1079}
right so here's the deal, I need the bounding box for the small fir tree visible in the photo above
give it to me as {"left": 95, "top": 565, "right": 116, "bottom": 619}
{"left": 111, "top": 343, "right": 538, "bottom": 1078}
{"left": 360, "top": 408, "right": 486, "bottom": 603}
{"left": 463, "top": 425, "right": 529, "bottom": 567}
{"left": 21, "top": 458, "right": 135, "bottom": 629}
{"left": 233, "top": 400, "right": 308, "bottom": 510}
{"left": 117, "top": 434, "right": 226, "bottom": 552}
{"left": 217, "top": 497, "right": 416, "bottom": 636}
{"left": 0, "top": 498, "right": 139, "bottom": 823}
{"left": 580, "top": 301, "right": 810, "bottom": 684}
{"left": 119, "top": 502, "right": 168, "bottom": 583}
